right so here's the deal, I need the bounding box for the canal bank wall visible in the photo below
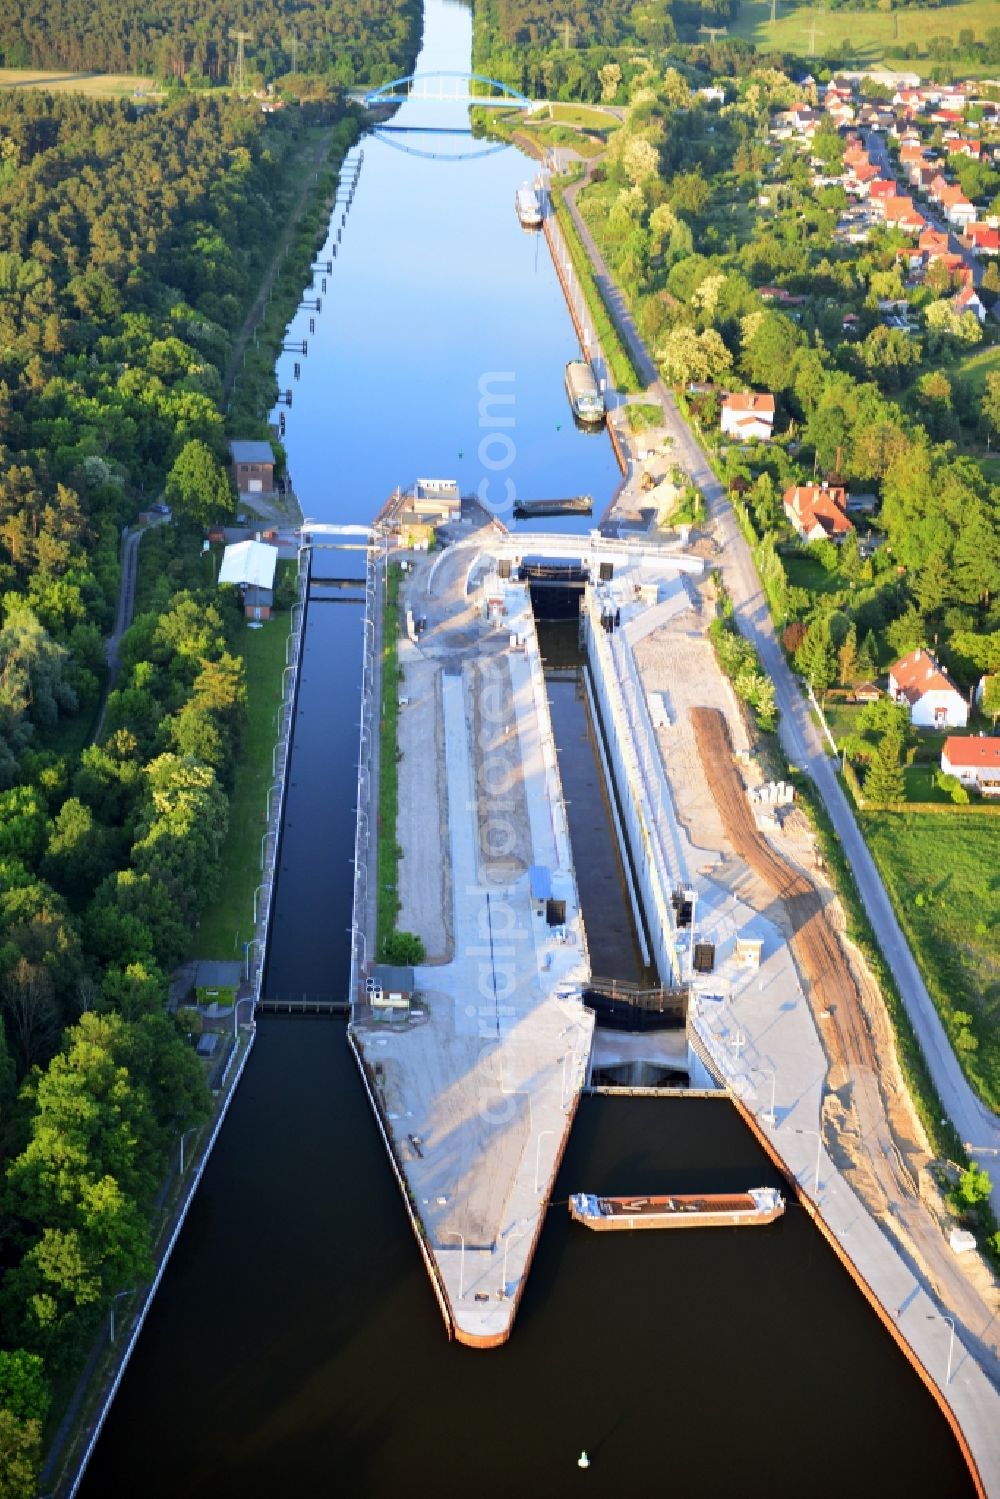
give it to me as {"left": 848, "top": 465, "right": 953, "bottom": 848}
{"left": 580, "top": 590, "right": 685, "bottom": 989}
{"left": 48, "top": 552, "right": 311, "bottom": 1499}
{"left": 730, "top": 1094, "right": 989, "bottom": 1499}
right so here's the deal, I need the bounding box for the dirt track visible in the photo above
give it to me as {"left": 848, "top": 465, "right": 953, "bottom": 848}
{"left": 691, "top": 706, "right": 1000, "bottom": 1376}
{"left": 690, "top": 705, "right": 874, "bottom": 1072}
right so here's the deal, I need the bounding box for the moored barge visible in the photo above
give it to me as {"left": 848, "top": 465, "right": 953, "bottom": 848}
{"left": 569, "top": 1187, "right": 784, "bottom": 1231}
{"left": 564, "top": 359, "right": 605, "bottom": 426}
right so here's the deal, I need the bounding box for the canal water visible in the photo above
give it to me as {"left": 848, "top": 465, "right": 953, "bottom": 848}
{"left": 79, "top": 1, "right": 974, "bottom": 1493}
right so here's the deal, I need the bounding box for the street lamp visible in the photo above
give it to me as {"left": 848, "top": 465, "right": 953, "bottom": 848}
{"left": 179, "top": 1126, "right": 199, "bottom": 1175}
{"left": 445, "top": 1230, "right": 466, "bottom": 1300}
{"left": 234, "top": 994, "right": 256, "bottom": 1040}
{"left": 253, "top": 883, "right": 267, "bottom": 927}
{"left": 502, "top": 1227, "right": 527, "bottom": 1296}
{"left": 109, "top": 1288, "right": 135, "bottom": 1343}
{"left": 794, "top": 1127, "right": 822, "bottom": 1196}
{"left": 534, "top": 1129, "right": 555, "bottom": 1194}
{"left": 761, "top": 1070, "right": 777, "bottom": 1128}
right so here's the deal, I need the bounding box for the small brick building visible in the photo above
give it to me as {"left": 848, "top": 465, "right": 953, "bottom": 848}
{"left": 229, "top": 440, "right": 275, "bottom": 496}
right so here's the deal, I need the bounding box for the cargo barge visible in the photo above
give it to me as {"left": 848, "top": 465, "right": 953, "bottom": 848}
{"left": 569, "top": 1187, "right": 785, "bottom": 1231}
{"left": 564, "top": 359, "right": 606, "bottom": 426}
{"left": 513, "top": 494, "right": 593, "bottom": 519}
{"left": 515, "top": 184, "right": 543, "bottom": 229}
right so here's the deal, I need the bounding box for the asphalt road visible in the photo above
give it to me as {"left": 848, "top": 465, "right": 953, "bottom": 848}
{"left": 559, "top": 176, "right": 1000, "bottom": 1218}
{"left": 864, "top": 129, "right": 983, "bottom": 289}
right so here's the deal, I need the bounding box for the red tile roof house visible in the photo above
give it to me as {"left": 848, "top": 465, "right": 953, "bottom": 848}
{"left": 783, "top": 482, "right": 853, "bottom": 542}
{"left": 964, "top": 224, "right": 1000, "bottom": 256}
{"left": 720, "top": 391, "right": 776, "bottom": 442}
{"left": 888, "top": 649, "right": 969, "bottom": 730}
{"left": 940, "top": 736, "right": 1000, "bottom": 795}
{"left": 938, "top": 183, "right": 977, "bottom": 229}
{"left": 953, "top": 280, "right": 986, "bottom": 324}
{"left": 918, "top": 228, "right": 950, "bottom": 257}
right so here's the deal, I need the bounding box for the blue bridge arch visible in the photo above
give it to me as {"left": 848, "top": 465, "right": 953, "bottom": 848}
{"left": 363, "top": 70, "right": 532, "bottom": 110}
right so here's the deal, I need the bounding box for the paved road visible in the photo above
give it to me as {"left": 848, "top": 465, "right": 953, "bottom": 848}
{"left": 864, "top": 130, "right": 982, "bottom": 288}
{"left": 559, "top": 175, "right": 1000, "bottom": 1219}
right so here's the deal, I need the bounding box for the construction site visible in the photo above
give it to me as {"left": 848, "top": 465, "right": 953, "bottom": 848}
{"left": 346, "top": 497, "right": 999, "bottom": 1489}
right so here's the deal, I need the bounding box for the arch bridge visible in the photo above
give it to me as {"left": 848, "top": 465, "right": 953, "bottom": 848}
{"left": 363, "top": 70, "right": 532, "bottom": 111}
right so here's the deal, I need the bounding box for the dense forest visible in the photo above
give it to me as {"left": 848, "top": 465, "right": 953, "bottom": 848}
{"left": 0, "top": 88, "right": 359, "bottom": 1495}
{"left": 473, "top": 0, "right": 740, "bottom": 99}
{"left": 0, "top": 0, "right": 420, "bottom": 86}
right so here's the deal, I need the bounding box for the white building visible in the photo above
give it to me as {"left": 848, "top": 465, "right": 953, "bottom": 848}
{"left": 720, "top": 391, "right": 775, "bottom": 442}
{"left": 888, "top": 648, "right": 969, "bottom": 729}
{"left": 941, "top": 736, "right": 1000, "bottom": 795}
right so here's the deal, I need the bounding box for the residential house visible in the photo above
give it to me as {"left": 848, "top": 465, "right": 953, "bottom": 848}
{"left": 229, "top": 439, "right": 275, "bottom": 496}
{"left": 783, "top": 482, "right": 853, "bottom": 542}
{"left": 720, "top": 391, "right": 776, "bottom": 442}
{"left": 940, "top": 737, "right": 1000, "bottom": 795}
{"left": 937, "top": 182, "right": 977, "bottom": 229}
{"left": 953, "top": 280, "right": 986, "bottom": 324}
{"left": 964, "top": 223, "right": 1000, "bottom": 256}
{"left": 918, "top": 228, "right": 950, "bottom": 257}
{"left": 888, "top": 648, "right": 969, "bottom": 729}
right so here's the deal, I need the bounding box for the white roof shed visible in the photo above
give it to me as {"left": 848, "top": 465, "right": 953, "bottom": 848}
{"left": 218, "top": 540, "right": 277, "bottom": 591}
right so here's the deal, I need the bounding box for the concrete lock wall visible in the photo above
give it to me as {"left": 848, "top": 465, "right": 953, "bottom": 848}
{"left": 581, "top": 591, "right": 684, "bottom": 987}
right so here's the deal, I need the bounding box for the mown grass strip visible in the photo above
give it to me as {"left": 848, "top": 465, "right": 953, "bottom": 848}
{"left": 196, "top": 577, "right": 294, "bottom": 959}
{"left": 550, "top": 186, "right": 643, "bottom": 394}
{"left": 376, "top": 564, "right": 402, "bottom": 953}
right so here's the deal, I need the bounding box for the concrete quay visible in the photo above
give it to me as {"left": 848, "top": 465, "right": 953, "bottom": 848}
{"left": 351, "top": 537, "right": 592, "bottom": 1347}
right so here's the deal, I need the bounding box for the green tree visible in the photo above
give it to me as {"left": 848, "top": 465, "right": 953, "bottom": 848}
{"left": 795, "top": 616, "right": 837, "bottom": 695}
{"left": 164, "top": 440, "right": 234, "bottom": 528}
{"left": 981, "top": 674, "right": 1000, "bottom": 727}
{"left": 954, "top": 1161, "right": 992, "bottom": 1211}
{"left": 864, "top": 729, "right": 905, "bottom": 805}
{"left": 838, "top": 624, "right": 859, "bottom": 687}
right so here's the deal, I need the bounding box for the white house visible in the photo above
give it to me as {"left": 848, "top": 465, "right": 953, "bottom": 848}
{"left": 720, "top": 391, "right": 775, "bottom": 442}
{"left": 888, "top": 648, "right": 969, "bottom": 729}
{"left": 941, "top": 736, "right": 1000, "bottom": 795}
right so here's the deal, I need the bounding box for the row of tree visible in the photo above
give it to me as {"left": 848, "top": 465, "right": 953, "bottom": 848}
{"left": 0, "top": 87, "right": 360, "bottom": 1491}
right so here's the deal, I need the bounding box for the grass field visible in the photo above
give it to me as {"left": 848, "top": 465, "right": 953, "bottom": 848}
{"left": 195, "top": 581, "right": 293, "bottom": 959}
{"left": 863, "top": 810, "right": 1000, "bottom": 1110}
{"left": 542, "top": 102, "right": 620, "bottom": 130}
{"left": 782, "top": 551, "right": 845, "bottom": 595}
{"left": 730, "top": 0, "right": 1000, "bottom": 74}
{"left": 955, "top": 342, "right": 1000, "bottom": 398}
{"left": 0, "top": 67, "right": 161, "bottom": 98}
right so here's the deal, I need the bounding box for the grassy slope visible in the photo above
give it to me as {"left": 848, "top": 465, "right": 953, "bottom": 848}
{"left": 731, "top": 0, "right": 1000, "bottom": 74}
{"left": 863, "top": 810, "right": 1000, "bottom": 1109}
{"left": 376, "top": 564, "right": 401, "bottom": 953}
{"left": 195, "top": 578, "right": 293, "bottom": 959}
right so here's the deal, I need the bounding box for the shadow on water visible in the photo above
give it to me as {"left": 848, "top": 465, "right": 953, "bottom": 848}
{"left": 81, "top": 1024, "right": 972, "bottom": 1498}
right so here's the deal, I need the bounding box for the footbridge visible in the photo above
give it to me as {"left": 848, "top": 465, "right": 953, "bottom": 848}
{"left": 363, "top": 70, "right": 532, "bottom": 111}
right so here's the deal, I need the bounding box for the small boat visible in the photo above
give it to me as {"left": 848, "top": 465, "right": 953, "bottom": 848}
{"left": 564, "top": 359, "right": 605, "bottom": 426}
{"left": 569, "top": 1187, "right": 785, "bottom": 1231}
{"left": 515, "top": 184, "right": 542, "bottom": 229}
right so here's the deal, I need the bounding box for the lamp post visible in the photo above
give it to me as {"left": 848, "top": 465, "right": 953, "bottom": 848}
{"left": 794, "top": 1127, "right": 822, "bottom": 1196}
{"left": 253, "top": 883, "right": 267, "bottom": 927}
{"left": 445, "top": 1230, "right": 466, "bottom": 1300}
{"left": 110, "top": 1289, "right": 135, "bottom": 1343}
{"left": 502, "top": 1228, "right": 526, "bottom": 1296}
{"left": 761, "top": 1070, "right": 777, "bottom": 1128}
{"left": 179, "top": 1126, "right": 199, "bottom": 1175}
{"left": 234, "top": 994, "right": 256, "bottom": 1041}
{"left": 534, "top": 1129, "right": 555, "bottom": 1194}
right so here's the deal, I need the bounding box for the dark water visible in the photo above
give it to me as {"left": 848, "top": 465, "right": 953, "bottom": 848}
{"left": 538, "top": 621, "right": 648, "bottom": 985}
{"left": 82, "top": 1036, "right": 969, "bottom": 1498}
{"left": 78, "top": 1, "right": 973, "bottom": 1493}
